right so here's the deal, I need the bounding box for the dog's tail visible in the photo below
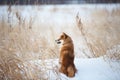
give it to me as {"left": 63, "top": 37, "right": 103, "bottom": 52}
{"left": 67, "top": 64, "right": 77, "bottom": 77}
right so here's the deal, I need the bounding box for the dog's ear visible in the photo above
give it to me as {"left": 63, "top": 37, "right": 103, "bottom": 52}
{"left": 62, "top": 32, "right": 67, "bottom": 39}
{"left": 62, "top": 32, "right": 66, "bottom": 35}
{"left": 62, "top": 32, "right": 65, "bottom": 35}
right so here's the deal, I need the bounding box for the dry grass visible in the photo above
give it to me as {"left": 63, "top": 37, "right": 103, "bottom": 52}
{"left": 75, "top": 5, "right": 120, "bottom": 58}
{"left": 0, "top": 5, "right": 60, "bottom": 80}
{"left": 106, "top": 44, "right": 120, "bottom": 61}
{"left": 76, "top": 13, "right": 106, "bottom": 58}
{"left": 0, "top": 5, "right": 120, "bottom": 80}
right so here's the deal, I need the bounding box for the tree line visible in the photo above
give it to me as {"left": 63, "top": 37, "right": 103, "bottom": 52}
{"left": 0, "top": 0, "right": 120, "bottom": 5}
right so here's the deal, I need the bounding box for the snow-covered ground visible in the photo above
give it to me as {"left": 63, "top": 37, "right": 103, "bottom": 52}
{"left": 29, "top": 57, "right": 120, "bottom": 80}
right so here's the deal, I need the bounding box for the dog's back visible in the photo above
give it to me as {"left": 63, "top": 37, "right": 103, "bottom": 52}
{"left": 60, "top": 41, "right": 76, "bottom": 77}
{"left": 56, "top": 33, "right": 76, "bottom": 77}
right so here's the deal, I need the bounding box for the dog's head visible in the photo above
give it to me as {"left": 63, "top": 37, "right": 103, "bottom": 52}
{"left": 55, "top": 32, "right": 68, "bottom": 44}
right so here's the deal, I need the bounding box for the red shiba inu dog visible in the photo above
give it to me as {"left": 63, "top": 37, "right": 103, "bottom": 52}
{"left": 55, "top": 32, "right": 77, "bottom": 77}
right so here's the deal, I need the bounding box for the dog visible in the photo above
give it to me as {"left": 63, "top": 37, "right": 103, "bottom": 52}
{"left": 55, "top": 32, "right": 77, "bottom": 77}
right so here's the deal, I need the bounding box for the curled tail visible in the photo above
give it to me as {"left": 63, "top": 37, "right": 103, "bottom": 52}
{"left": 67, "top": 64, "right": 77, "bottom": 77}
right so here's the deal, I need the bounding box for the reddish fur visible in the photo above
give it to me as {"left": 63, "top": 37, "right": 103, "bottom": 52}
{"left": 57, "top": 33, "right": 77, "bottom": 77}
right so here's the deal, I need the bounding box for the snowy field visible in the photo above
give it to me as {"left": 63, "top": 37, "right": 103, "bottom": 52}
{"left": 28, "top": 57, "right": 120, "bottom": 80}
{"left": 0, "top": 4, "right": 120, "bottom": 80}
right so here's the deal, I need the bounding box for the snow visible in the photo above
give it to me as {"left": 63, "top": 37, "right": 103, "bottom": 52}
{"left": 74, "top": 58, "right": 120, "bottom": 80}
{"left": 0, "top": 4, "right": 120, "bottom": 80}
{"left": 0, "top": 4, "right": 120, "bottom": 58}
{"left": 29, "top": 57, "right": 120, "bottom": 80}
{"left": 0, "top": 4, "right": 120, "bottom": 25}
